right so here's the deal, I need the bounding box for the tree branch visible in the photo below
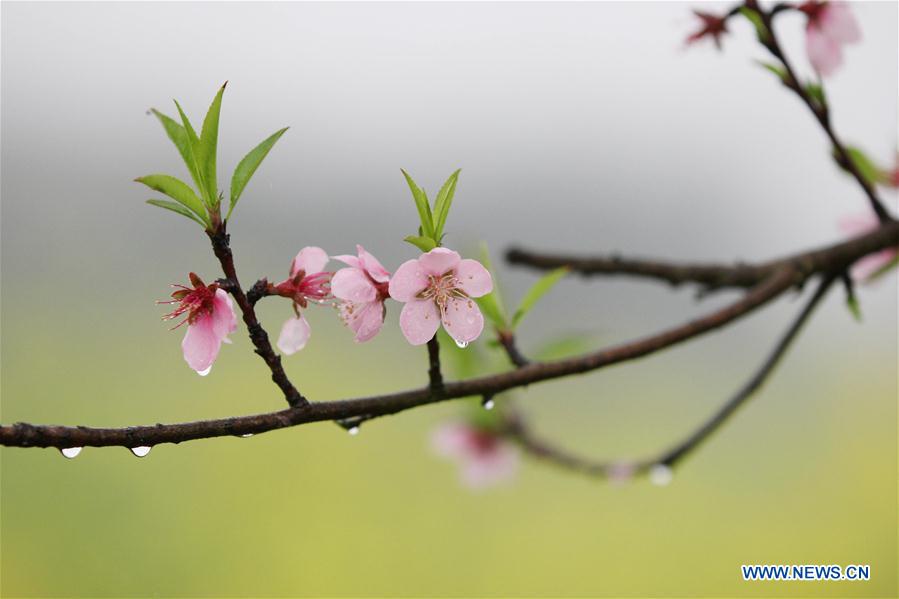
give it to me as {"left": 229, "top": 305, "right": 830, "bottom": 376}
{"left": 207, "top": 228, "right": 305, "bottom": 407}
{"left": 427, "top": 336, "right": 445, "bottom": 392}
{"left": 2, "top": 222, "right": 895, "bottom": 450}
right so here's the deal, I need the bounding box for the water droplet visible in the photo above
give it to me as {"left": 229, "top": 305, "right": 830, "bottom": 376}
{"left": 130, "top": 446, "right": 152, "bottom": 458}
{"left": 649, "top": 464, "right": 673, "bottom": 486}
{"left": 454, "top": 339, "right": 468, "bottom": 349}
{"left": 60, "top": 447, "right": 82, "bottom": 459}
{"left": 482, "top": 398, "right": 495, "bottom": 410}
{"left": 348, "top": 426, "right": 360, "bottom": 436}
{"left": 239, "top": 433, "right": 254, "bottom": 438}
{"left": 197, "top": 366, "right": 212, "bottom": 377}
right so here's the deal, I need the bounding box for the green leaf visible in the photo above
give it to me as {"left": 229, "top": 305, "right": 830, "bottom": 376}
{"left": 145, "top": 199, "right": 208, "bottom": 227}
{"left": 845, "top": 293, "right": 862, "bottom": 322}
{"left": 227, "top": 127, "right": 289, "bottom": 219}
{"left": 135, "top": 174, "right": 208, "bottom": 224}
{"left": 739, "top": 7, "right": 769, "bottom": 44}
{"left": 173, "top": 99, "right": 210, "bottom": 205}
{"left": 150, "top": 109, "right": 202, "bottom": 189}
{"left": 755, "top": 60, "right": 788, "bottom": 84}
{"left": 474, "top": 242, "right": 509, "bottom": 330}
{"left": 511, "top": 267, "right": 569, "bottom": 329}
{"left": 837, "top": 146, "right": 885, "bottom": 187}
{"left": 404, "top": 235, "right": 437, "bottom": 252}
{"left": 401, "top": 169, "right": 434, "bottom": 239}
{"left": 805, "top": 81, "right": 827, "bottom": 108}
{"left": 432, "top": 169, "right": 461, "bottom": 241}
{"left": 865, "top": 254, "right": 898, "bottom": 282}
{"left": 199, "top": 83, "right": 226, "bottom": 209}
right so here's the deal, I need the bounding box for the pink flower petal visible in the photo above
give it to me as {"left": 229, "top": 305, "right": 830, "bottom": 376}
{"left": 332, "top": 254, "right": 362, "bottom": 269}
{"left": 440, "top": 297, "right": 484, "bottom": 344}
{"left": 291, "top": 246, "right": 329, "bottom": 276}
{"left": 345, "top": 300, "right": 386, "bottom": 343}
{"left": 455, "top": 259, "right": 493, "bottom": 298}
{"left": 332, "top": 268, "right": 377, "bottom": 303}
{"left": 399, "top": 299, "right": 441, "bottom": 345}
{"left": 389, "top": 259, "right": 429, "bottom": 302}
{"left": 807, "top": 23, "right": 842, "bottom": 76}
{"left": 431, "top": 423, "right": 472, "bottom": 459}
{"left": 460, "top": 444, "right": 519, "bottom": 490}
{"left": 182, "top": 313, "right": 222, "bottom": 375}
{"left": 277, "top": 315, "right": 311, "bottom": 355}
{"left": 419, "top": 247, "right": 461, "bottom": 276}
{"left": 821, "top": 2, "right": 861, "bottom": 43}
{"left": 211, "top": 289, "right": 238, "bottom": 342}
{"left": 356, "top": 245, "right": 391, "bottom": 283}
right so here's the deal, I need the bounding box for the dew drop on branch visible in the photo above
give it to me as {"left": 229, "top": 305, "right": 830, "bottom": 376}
{"left": 649, "top": 464, "right": 673, "bottom": 486}
{"left": 130, "top": 446, "right": 152, "bottom": 458}
{"left": 60, "top": 447, "right": 83, "bottom": 459}
{"left": 482, "top": 398, "right": 495, "bottom": 410}
{"left": 239, "top": 433, "right": 254, "bottom": 438}
{"left": 348, "top": 426, "right": 360, "bottom": 436}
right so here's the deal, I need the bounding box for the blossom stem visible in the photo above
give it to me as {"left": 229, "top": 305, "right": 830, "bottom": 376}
{"left": 207, "top": 227, "right": 307, "bottom": 408}
{"left": 427, "top": 336, "right": 444, "bottom": 393}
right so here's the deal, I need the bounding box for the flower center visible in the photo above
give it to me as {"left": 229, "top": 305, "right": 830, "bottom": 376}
{"left": 417, "top": 271, "right": 468, "bottom": 311}
{"left": 162, "top": 284, "right": 217, "bottom": 328}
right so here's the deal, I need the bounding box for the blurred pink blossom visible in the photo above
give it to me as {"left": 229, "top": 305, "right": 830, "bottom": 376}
{"left": 161, "top": 273, "right": 237, "bottom": 376}
{"left": 273, "top": 246, "right": 332, "bottom": 354}
{"left": 389, "top": 247, "right": 493, "bottom": 346}
{"left": 801, "top": 1, "right": 861, "bottom": 77}
{"left": 839, "top": 214, "right": 898, "bottom": 282}
{"left": 332, "top": 245, "right": 391, "bottom": 342}
{"left": 432, "top": 422, "right": 519, "bottom": 489}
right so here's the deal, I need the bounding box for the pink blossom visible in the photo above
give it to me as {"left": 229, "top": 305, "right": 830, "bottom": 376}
{"left": 272, "top": 246, "right": 332, "bottom": 355}
{"left": 839, "top": 214, "right": 898, "bottom": 282}
{"left": 332, "top": 245, "right": 391, "bottom": 342}
{"left": 431, "top": 422, "right": 519, "bottom": 489}
{"left": 801, "top": 1, "right": 861, "bottom": 77}
{"left": 685, "top": 11, "right": 729, "bottom": 50}
{"left": 161, "top": 273, "right": 237, "bottom": 376}
{"left": 388, "top": 247, "right": 493, "bottom": 346}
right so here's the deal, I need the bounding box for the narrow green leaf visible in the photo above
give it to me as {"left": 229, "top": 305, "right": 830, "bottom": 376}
{"left": 805, "top": 81, "right": 827, "bottom": 108}
{"left": 150, "top": 109, "right": 202, "bottom": 188}
{"left": 845, "top": 293, "right": 862, "bottom": 322}
{"left": 404, "top": 235, "right": 437, "bottom": 252}
{"left": 511, "top": 267, "right": 569, "bottom": 329}
{"left": 199, "top": 83, "right": 227, "bottom": 209}
{"left": 755, "top": 60, "right": 788, "bottom": 83}
{"left": 173, "top": 99, "right": 210, "bottom": 205}
{"left": 865, "top": 254, "right": 898, "bottom": 282}
{"left": 432, "top": 169, "right": 461, "bottom": 240}
{"left": 475, "top": 294, "right": 507, "bottom": 330}
{"left": 227, "top": 127, "right": 289, "bottom": 219}
{"left": 836, "top": 146, "right": 885, "bottom": 187}
{"left": 401, "top": 169, "right": 434, "bottom": 239}
{"left": 146, "top": 199, "right": 208, "bottom": 227}
{"left": 135, "top": 174, "right": 208, "bottom": 223}
{"left": 739, "top": 7, "right": 769, "bottom": 44}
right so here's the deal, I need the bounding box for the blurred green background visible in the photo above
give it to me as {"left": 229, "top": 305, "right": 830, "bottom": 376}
{"left": 2, "top": 2, "right": 896, "bottom": 597}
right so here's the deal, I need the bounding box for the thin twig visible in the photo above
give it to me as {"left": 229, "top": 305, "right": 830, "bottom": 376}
{"left": 208, "top": 228, "right": 305, "bottom": 407}
{"left": 426, "top": 336, "right": 445, "bottom": 393}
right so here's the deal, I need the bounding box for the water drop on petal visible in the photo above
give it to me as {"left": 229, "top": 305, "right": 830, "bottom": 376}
{"left": 197, "top": 366, "right": 212, "bottom": 377}
{"left": 130, "top": 446, "right": 152, "bottom": 458}
{"left": 60, "top": 447, "right": 82, "bottom": 459}
{"left": 454, "top": 338, "right": 468, "bottom": 349}
{"left": 348, "top": 426, "right": 360, "bottom": 436}
{"left": 649, "top": 464, "right": 673, "bottom": 486}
